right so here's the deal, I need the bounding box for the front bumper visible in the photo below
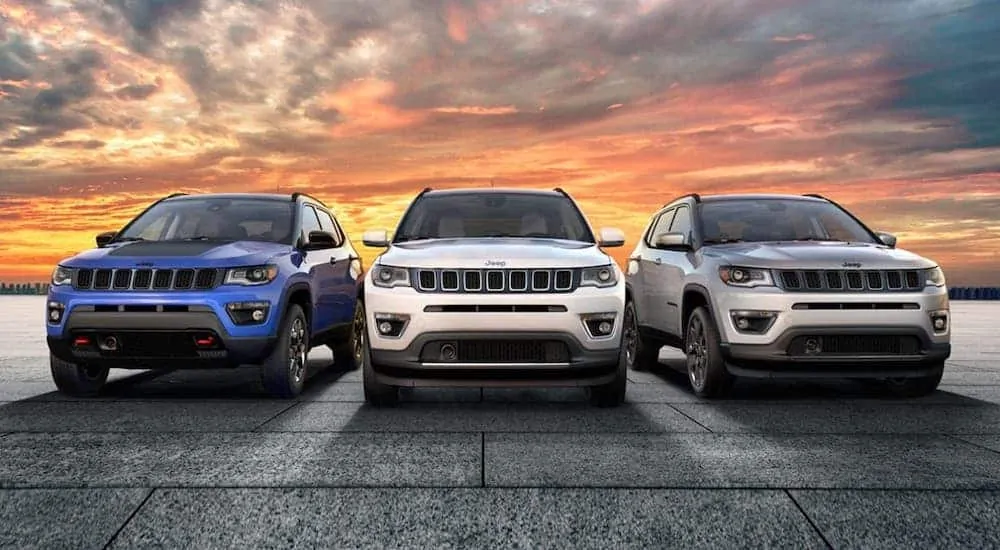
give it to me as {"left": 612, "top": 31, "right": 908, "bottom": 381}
{"left": 710, "top": 286, "right": 951, "bottom": 378}
{"left": 363, "top": 283, "right": 624, "bottom": 386}
{"left": 44, "top": 288, "right": 282, "bottom": 368}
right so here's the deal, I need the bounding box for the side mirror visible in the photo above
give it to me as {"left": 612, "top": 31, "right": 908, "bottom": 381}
{"left": 96, "top": 231, "right": 116, "bottom": 247}
{"left": 303, "top": 230, "right": 337, "bottom": 250}
{"left": 876, "top": 231, "right": 897, "bottom": 248}
{"left": 653, "top": 232, "right": 692, "bottom": 251}
{"left": 597, "top": 227, "right": 625, "bottom": 248}
{"left": 362, "top": 229, "right": 389, "bottom": 248}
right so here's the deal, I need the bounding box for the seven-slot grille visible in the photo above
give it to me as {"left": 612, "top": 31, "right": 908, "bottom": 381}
{"left": 411, "top": 268, "right": 579, "bottom": 293}
{"left": 776, "top": 269, "right": 924, "bottom": 292}
{"left": 73, "top": 268, "right": 222, "bottom": 291}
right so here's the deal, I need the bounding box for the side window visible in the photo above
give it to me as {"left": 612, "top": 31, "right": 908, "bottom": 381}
{"left": 669, "top": 206, "right": 692, "bottom": 237}
{"left": 300, "top": 205, "right": 322, "bottom": 242}
{"left": 644, "top": 209, "right": 676, "bottom": 246}
{"left": 313, "top": 208, "right": 345, "bottom": 247}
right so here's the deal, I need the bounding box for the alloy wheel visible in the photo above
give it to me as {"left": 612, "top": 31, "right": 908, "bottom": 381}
{"left": 686, "top": 316, "right": 708, "bottom": 389}
{"left": 624, "top": 306, "right": 638, "bottom": 368}
{"left": 288, "top": 317, "right": 307, "bottom": 383}
{"left": 352, "top": 306, "right": 366, "bottom": 367}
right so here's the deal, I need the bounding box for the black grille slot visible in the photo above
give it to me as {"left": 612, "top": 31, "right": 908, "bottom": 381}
{"left": 532, "top": 271, "right": 550, "bottom": 290}
{"left": 194, "top": 269, "right": 217, "bottom": 289}
{"left": 885, "top": 271, "right": 902, "bottom": 289}
{"left": 441, "top": 271, "right": 459, "bottom": 290}
{"left": 803, "top": 271, "right": 822, "bottom": 289}
{"left": 781, "top": 271, "right": 801, "bottom": 289}
{"left": 905, "top": 270, "right": 921, "bottom": 288}
{"left": 133, "top": 269, "right": 153, "bottom": 289}
{"left": 152, "top": 270, "right": 172, "bottom": 289}
{"left": 825, "top": 271, "right": 843, "bottom": 289}
{"left": 173, "top": 269, "right": 195, "bottom": 289}
{"left": 865, "top": 271, "right": 882, "bottom": 289}
{"left": 418, "top": 270, "right": 436, "bottom": 290}
{"left": 464, "top": 271, "right": 482, "bottom": 290}
{"left": 788, "top": 335, "right": 921, "bottom": 356}
{"left": 76, "top": 269, "right": 94, "bottom": 289}
{"left": 846, "top": 271, "right": 863, "bottom": 289}
{"left": 509, "top": 271, "right": 527, "bottom": 291}
{"left": 486, "top": 271, "right": 504, "bottom": 291}
{"left": 94, "top": 269, "right": 112, "bottom": 289}
{"left": 555, "top": 270, "right": 572, "bottom": 289}
{"left": 112, "top": 269, "right": 132, "bottom": 289}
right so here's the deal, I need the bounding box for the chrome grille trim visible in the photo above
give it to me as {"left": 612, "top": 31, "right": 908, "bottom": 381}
{"left": 776, "top": 269, "right": 924, "bottom": 293}
{"left": 73, "top": 268, "right": 222, "bottom": 291}
{"left": 411, "top": 268, "right": 582, "bottom": 293}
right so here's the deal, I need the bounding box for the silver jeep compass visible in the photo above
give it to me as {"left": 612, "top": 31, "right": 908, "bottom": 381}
{"left": 624, "top": 193, "right": 951, "bottom": 398}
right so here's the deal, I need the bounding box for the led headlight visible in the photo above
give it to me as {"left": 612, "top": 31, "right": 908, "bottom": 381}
{"left": 719, "top": 266, "right": 774, "bottom": 288}
{"left": 580, "top": 265, "right": 617, "bottom": 288}
{"left": 51, "top": 266, "right": 74, "bottom": 286}
{"left": 371, "top": 265, "right": 411, "bottom": 288}
{"left": 924, "top": 266, "right": 946, "bottom": 287}
{"left": 224, "top": 265, "right": 278, "bottom": 286}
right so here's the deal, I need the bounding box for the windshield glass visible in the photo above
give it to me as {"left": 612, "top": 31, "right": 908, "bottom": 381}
{"left": 116, "top": 197, "right": 296, "bottom": 244}
{"left": 393, "top": 192, "right": 595, "bottom": 243}
{"left": 697, "top": 198, "right": 878, "bottom": 244}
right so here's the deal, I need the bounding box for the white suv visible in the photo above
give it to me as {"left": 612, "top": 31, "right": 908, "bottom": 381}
{"left": 352, "top": 187, "right": 628, "bottom": 407}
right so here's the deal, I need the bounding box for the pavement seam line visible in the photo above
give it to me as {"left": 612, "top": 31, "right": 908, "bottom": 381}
{"left": 252, "top": 402, "right": 303, "bottom": 431}
{"left": 102, "top": 487, "right": 157, "bottom": 549}
{"left": 666, "top": 404, "right": 714, "bottom": 433}
{"left": 480, "top": 432, "right": 486, "bottom": 488}
{"left": 784, "top": 489, "right": 834, "bottom": 550}
{"left": 944, "top": 434, "right": 1000, "bottom": 457}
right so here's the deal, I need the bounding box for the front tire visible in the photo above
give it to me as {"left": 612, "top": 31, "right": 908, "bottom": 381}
{"left": 50, "top": 354, "right": 108, "bottom": 397}
{"left": 260, "top": 304, "right": 309, "bottom": 399}
{"left": 883, "top": 365, "right": 944, "bottom": 398}
{"left": 624, "top": 300, "right": 660, "bottom": 371}
{"left": 355, "top": 301, "right": 399, "bottom": 407}
{"left": 685, "top": 306, "right": 734, "bottom": 398}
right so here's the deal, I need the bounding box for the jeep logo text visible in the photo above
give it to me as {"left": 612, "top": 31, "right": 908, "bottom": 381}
{"left": 484, "top": 260, "right": 507, "bottom": 267}
{"left": 842, "top": 262, "right": 862, "bottom": 268}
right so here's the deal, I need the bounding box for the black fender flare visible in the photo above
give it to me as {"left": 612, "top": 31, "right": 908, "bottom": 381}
{"left": 277, "top": 281, "right": 313, "bottom": 324}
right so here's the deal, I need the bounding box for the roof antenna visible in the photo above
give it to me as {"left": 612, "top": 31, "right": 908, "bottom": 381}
{"left": 490, "top": 178, "right": 495, "bottom": 188}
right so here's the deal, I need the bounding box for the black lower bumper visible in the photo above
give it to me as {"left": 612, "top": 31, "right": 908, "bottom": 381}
{"left": 47, "top": 307, "right": 278, "bottom": 369}
{"left": 369, "top": 331, "right": 621, "bottom": 387}
{"left": 720, "top": 326, "right": 951, "bottom": 379}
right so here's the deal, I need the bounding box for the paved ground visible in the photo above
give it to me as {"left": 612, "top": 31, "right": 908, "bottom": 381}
{"left": 1, "top": 297, "right": 999, "bottom": 549}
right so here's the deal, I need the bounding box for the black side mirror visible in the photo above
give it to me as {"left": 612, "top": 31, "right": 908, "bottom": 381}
{"left": 875, "top": 231, "right": 897, "bottom": 248}
{"left": 303, "top": 230, "right": 338, "bottom": 250}
{"left": 96, "top": 231, "right": 116, "bottom": 247}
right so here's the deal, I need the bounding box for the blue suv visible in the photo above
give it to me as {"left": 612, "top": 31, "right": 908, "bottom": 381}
{"left": 45, "top": 192, "right": 364, "bottom": 398}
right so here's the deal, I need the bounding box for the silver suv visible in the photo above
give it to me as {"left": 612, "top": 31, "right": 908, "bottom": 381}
{"left": 355, "top": 187, "right": 629, "bottom": 407}
{"left": 624, "top": 193, "right": 951, "bottom": 398}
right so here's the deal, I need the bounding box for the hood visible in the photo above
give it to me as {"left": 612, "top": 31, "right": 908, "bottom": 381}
{"left": 377, "top": 237, "right": 613, "bottom": 269}
{"left": 62, "top": 240, "right": 292, "bottom": 269}
{"left": 701, "top": 241, "right": 936, "bottom": 270}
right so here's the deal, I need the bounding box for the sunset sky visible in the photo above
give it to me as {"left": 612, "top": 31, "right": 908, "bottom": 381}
{"left": 1, "top": 0, "right": 998, "bottom": 284}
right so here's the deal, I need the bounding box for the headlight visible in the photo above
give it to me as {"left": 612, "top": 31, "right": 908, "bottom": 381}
{"left": 371, "top": 265, "right": 410, "bottom": 288}
{"left": 924, "top": 266, "right": 946, "bottom": 287}
{"left": 224, "top": 265, "right": 278, "bottom": 286}
{"left": 719, "top": 266, "right": 774, "bottom": 288}
{"left": 51, "top": 266, "right": 74, "bottom": 286}
{"left": 580, "top": 265, "right": 618, "bottom": 288}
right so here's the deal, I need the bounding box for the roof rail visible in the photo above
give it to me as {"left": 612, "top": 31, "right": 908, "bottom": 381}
{"left": 552, "top": 187, "right": 571, "bottom": 198}
{"left": 802, "top": 193, "right": 827, "bottom": 200}
{"left": 414, "top": 187, "right": 433, "bottom": 198}
{"left": 165, "top": 192, "right": 187, "bottom": 199}
{"left": 291, "top": 192, "right": 328, "bottom": 207}
{"left": 662, "top": 193, "right": 700, "bottom": 207}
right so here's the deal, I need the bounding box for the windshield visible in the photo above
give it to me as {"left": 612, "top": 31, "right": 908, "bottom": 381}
{"left": 116, "top": 197, "right": 296, "bottom": 244}
{"left": 697, "top": 199, "right": 879, "bottom": 244}
{"left": 393, "top": 192, "right": 596, "bottom": 243}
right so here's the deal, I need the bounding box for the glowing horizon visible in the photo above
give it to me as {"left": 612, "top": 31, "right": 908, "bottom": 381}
{"left": 1, "top": 0, "right": 998, "bottom": 285}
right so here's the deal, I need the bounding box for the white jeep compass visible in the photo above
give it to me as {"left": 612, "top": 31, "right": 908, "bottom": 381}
{"left": 352, "top": 187, "right": 628, "bottom": 407}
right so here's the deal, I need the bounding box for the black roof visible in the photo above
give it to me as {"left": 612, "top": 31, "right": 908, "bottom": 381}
{"left": 421, "top": 187, "right": 566, "bottom": 197}
{"left": 163, "top": 192, "right": 327, "bottom": 205}
{"left": 698, "top": 193, "right": 827, "bottom": 203}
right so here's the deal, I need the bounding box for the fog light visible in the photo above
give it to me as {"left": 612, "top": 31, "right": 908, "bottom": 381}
{"left": 582, "top": 313, "right": 617, "bottom": 338}
{"left": 929, "top": 310, "right": 948, "bottom": 333}
{"left": 730, "top": 310, "right": 778, "bottom": 334}
{"left": 373, "top": 313, "right": 409, "bottom": 338}
{"left": 226, "top": 301, "right": 270, "bottom": 325}
{"left": 47, "top": 301, "right": 65, "bottom": 324}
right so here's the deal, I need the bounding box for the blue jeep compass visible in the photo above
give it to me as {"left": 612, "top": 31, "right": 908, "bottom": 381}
{"left": 45, "top": 192, "right": 363, "bottom": 398}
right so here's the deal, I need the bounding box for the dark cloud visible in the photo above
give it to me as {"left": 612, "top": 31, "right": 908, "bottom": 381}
{"left": 114, "top": 83, "right": 160, "bottom": 100}
{"left": 51, "top": 139, "right": 106, "bottom": 149}
{"left": 0, "top": 31, "right": 38, "bottom": 81}
{"left": 106, "top": 0, "right": 205, "bottom": 52}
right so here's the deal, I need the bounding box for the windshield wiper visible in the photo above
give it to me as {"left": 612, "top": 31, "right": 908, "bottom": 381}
{"left": 703, "top": 238, "right": 743, "bottom": 244}
{"left": 786, "top": 237, "right": 845, "bottom": 242}
{"left": 112, "top": 237, "right": 145, "bottom": 243}
{"left": 394, "top": 235, "right": 439, "bottom": 242}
